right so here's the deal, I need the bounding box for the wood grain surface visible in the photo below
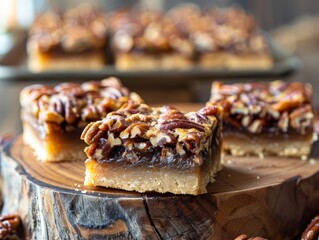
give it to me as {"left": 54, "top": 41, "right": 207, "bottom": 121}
{"left": 1, "top": 104, "right": 319, "bottom": 239}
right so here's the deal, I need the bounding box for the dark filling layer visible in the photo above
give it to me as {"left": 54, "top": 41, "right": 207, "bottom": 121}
{"left": 21, "top": 110, "right": 85, "bottom": 140}
{"left": 223, "top": 126, "right": 313, "bottom": 141}
{"left": 223, "top": 121, "right": 313, "bottom": 136}
{"left": 95, "top": 145, "right": 205, "bottom": 170}
{"left": 91, "top": 122, "right": 221, "bottom": 171}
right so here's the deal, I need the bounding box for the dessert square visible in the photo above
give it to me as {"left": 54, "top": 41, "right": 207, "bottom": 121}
{"left": 27, "top": 5, "right": 108, "bottom": 71}
{"left": 193, "top": 8, "right": 273, "bottom": 69}
{"left": 110, "top": 9, "right": 195, "bottom": 71}
{"left": 20, "top": 77, "right": 142, "bottom": 162}
{"left": 81, "top": 103, "right": 222, "bottom": 195}
{"left": 209, "top": 81, "right": 314, "bottom": 157}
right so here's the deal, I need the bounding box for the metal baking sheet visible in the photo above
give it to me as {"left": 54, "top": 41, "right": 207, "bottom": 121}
{"left": 0, "top": 32, "right": 301, "bottom": 87}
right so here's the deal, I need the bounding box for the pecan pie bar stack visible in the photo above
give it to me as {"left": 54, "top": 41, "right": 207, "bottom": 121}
{"left": 110, "top": 8, "right": 195, "bottom": 70}
{"left": 20, "top": 77, "right": 142, "bottom": 162}
{"left": 209, "top": 81, "right": 314, "bottom": 157}
{"left": 81, "top": 103, "right": 222, "bottom": 195}
{"left": 27, "top": 4, "right": 108, "bottom": 71}
{"left": 194, "top": 8, "right": 273, "bottom": 69}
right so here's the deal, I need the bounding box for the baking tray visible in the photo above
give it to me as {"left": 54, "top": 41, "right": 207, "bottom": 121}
{"left": 0, "top": 32, "right": 301, "bottom": 88}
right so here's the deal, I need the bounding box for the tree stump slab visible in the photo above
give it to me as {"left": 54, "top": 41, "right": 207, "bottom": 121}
{"left": 1, "top": 104, "right": 319, "bottom": 239}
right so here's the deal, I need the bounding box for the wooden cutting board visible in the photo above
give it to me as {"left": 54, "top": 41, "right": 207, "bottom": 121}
{"left": 1, "top": 104, "right": 319, "bottom": 240}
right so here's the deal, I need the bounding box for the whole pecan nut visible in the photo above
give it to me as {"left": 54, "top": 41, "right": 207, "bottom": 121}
{"left": 301, "top": 214, "right": 319, "bottom": 240}
{"left": 160, "top": 119, "right": 205, "bottom": 132}
{"left": 0, "top": 214, "right": 22, "bottom": 239}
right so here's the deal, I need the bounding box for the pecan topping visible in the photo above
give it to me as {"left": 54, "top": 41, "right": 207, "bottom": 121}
{"left": 160, "top": 119, "right": 205, "bottom": 132}
{"left": 210, "top": 81, "right": 314, "bottom": 134}
{"left": 82, "top": 103, "right": 221, "bottom": 164}
{"left": 302, "top": 214, "right": 319, "bottom": 240}
{"left": 21, "top": 77, "right": 143, "bottom": 133}
{"left": 30, "top": 4, "right": 268, "bottom": 58}
{"left": 120, "top": 123, "right": 149, "bottom": 139}
{"left": 150, "top": 132, "right": 173, "bottom": 147}
{"left": 82, "top": 121, "right": 103, "bottom": 144}
{"left": 0, "top": 214, "right": 22, "bottom": 239}
{"left": 278, "top": 111, "right": 289, "bottom": 132}
{"left": 198, "top": 105, "right": 220, "bottom": 117}
{"left": 29, "top": 4, "right": 108, "bottom": 53}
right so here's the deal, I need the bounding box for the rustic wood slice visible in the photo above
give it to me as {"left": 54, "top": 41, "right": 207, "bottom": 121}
{"left": 1, "top": 104, "right": 319, "bottom": 240}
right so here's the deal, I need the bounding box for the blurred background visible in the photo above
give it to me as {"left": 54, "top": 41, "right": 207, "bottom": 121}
{"left": 0, "top": 0, "right": 319, "bottom": 133}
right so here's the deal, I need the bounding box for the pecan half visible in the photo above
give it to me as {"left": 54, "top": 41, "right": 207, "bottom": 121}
{"left": 301, "top": 214, "right": 319, "bottom": 240}
{"left": 0, "top": 214, "right": 21, "bottom": 239}
{"left": 271, "top": 92, "right": 305, "bottom": 112}
{"left": 160, "top": 119, "right": 205, "bottom": 132}
{"left": 198, "top": 105, "right": 219, "bottom": 117}
{"left": 82, "top": 121, "right": 103, "bottom": 144}
{"left": 289, "top": 105, "right": 313, "bottom": 132}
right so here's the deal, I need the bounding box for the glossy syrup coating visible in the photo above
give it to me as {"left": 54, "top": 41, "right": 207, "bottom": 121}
{"left": 20, "top": 77, "right": 143, "bottom": 133}
{"left": 209, "top": 80, "right": 314, "bottom": 135}
{"left": 81, "top": 102, "right": 221, "bottom": 166}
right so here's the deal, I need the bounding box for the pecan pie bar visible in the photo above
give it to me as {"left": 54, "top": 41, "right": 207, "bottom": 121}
{"left": 209, "top": 81, "right": 314, "bottom": 157}
{"left": 81, "top": 103, "right": 222, "bottom": 195}
{"left": 20, "top": 77, "right": 142, "bottom": 162}
{"left": 194, "top": 8, "right": 273, "bottom": 69}
{"left": 110, "top": 9, "right": 195, "bottom": 70}
{"left": 27, "top": 5, "right": 108, "bottom": 71}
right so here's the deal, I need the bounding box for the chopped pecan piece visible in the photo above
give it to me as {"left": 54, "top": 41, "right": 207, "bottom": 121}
{"left": 160, "top": 119, "right": 205, "bottom": 132}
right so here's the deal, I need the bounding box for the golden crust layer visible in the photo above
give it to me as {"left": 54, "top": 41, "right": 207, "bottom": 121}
{"left": 223, "top": 132, "right": 314, "bottom": 157}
